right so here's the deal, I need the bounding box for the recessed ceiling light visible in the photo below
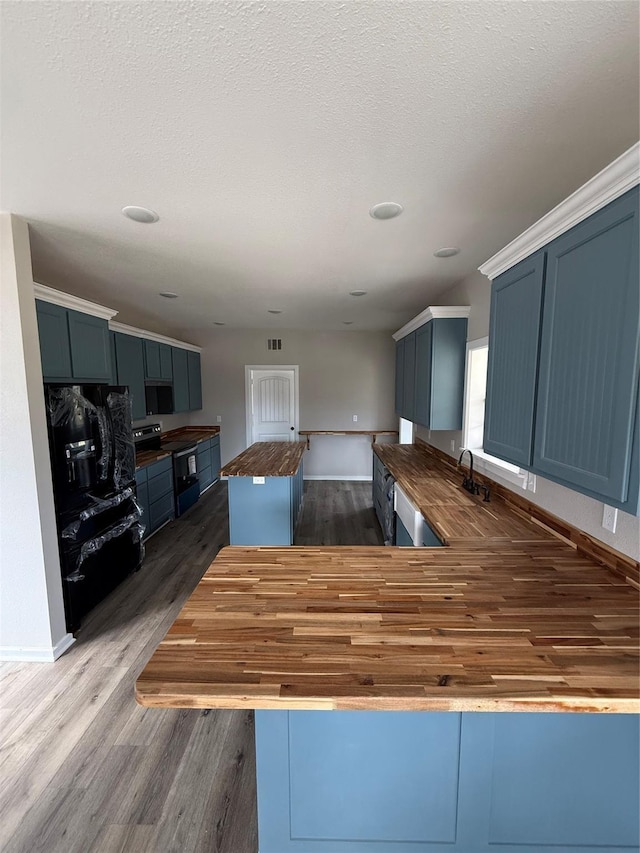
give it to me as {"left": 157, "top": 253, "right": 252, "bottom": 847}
{"left": 213, "top": 321, "right": 226, "bottom": 326}
{"left": 268, "top": 309, "right": 282, "bottom": 314}
{"left": 349, "top": 290, "right": 367, "bottom": 297}
{"left": 433, "top": 247, "right": 460, "bottom": 258}
{"left": 343, "top": 321, "right": 354, "bottom": 325}
{"left": 122, "top": 205, "right": 159, "bottom": 224}
{"left": 159, "top": 291, "right": 178, "bottom": 299}
{"left": 369, "top": 202, "right": 403, "bottom": 220}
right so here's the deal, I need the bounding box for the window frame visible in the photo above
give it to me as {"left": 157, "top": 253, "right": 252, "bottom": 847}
{"left": 461, "top": 337, "right": 529, "bottom": 488}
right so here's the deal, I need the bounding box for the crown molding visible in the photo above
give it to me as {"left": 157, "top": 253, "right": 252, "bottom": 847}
{"left": 392, "top": 306, "right": 471, "bottom": 341}
{"left": 109, "top": 320, "right": 201, "bottom": 353}
{"left": 479, "top": 142, "right": 640, "bottom": 280}
{"left": 33, "top": 282, "right": 118, "bottom": 321}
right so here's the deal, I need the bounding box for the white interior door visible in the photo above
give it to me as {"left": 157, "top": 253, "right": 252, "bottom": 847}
{"left": 246, "top": 367, "right": 299, "bottom": 445}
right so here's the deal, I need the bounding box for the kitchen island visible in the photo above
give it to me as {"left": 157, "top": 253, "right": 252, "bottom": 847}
{"left": 137, "top": 444, "right": 639, "bottom": 853}
{"left": 221, "top": 441, "right": 306, "bottom": 545}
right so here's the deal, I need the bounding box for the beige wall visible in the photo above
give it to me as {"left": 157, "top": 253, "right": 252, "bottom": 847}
{"left": 424, "top": 272, "right": 640, "bottom": 560}
{"left": 192, "top": 329, "right": 397, "bottom": 478}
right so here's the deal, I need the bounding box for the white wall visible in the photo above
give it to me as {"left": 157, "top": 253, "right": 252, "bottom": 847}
{"left": 192, "top": 329, "right": 397, "bottom": 479}
{"left": 0, "top": 214, "right": 71, "bottom": 660}
{"left": 423, "top": 272, "right": 640, "bottom": 561}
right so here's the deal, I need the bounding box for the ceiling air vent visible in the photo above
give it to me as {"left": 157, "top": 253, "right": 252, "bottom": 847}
{"left": 267, "top": 338, "right": 282, "bottom": 351}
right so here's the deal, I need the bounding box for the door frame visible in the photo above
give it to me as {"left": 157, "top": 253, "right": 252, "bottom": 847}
{"left": 244, "top": 365, "right": 300, "bottom": 448}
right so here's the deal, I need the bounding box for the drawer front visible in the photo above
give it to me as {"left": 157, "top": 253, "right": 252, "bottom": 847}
{"left": 197, "top": 437, "right": 211, "bottom": 454}
{"left": 199, "top": 465, "right": 213, "bottom": 493}
{"left": 147, "top": 467, "right": 174, "bottom": 503}
{"left": 197, "top": 446, "right": 212, "bottom": 471}
{"left": 145, "top": 456, "right": 173, "bottom": 479}
{"left": 149, "top": 492, "right": 175, "bottom": 531}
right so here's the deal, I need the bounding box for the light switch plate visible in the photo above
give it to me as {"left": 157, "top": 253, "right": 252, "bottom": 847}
{"left": 602, "top": 505, "right": 618, "bottom": 533}
{"left": 352, "top": 414, "right": 358, "bottom": 422}
{"left": 253, "top": 476, "right": 265, "bottom": 485}
{"left": 216, "top": 415, "right": 222, "bottom": 423}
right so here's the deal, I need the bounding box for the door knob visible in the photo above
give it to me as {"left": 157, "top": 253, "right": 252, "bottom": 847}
{"left": 290, "top": 427, "right": 294, "bottom": 431}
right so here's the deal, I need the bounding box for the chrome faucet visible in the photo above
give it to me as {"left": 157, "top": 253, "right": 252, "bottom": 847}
{"left": 457, "top": 449, "right": 490, "bottom": 501}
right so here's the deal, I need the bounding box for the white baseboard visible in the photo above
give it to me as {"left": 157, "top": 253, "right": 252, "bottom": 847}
{"left": 0, "top": 632, "right": 75, "bottom": 662}
{"left": 303, "top": 474, "right": 373, "bottom": 482}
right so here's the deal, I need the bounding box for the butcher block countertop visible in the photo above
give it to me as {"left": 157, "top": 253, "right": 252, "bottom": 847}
{"left": 135, "top": 426, "right": 220, "bottom": 470}
{"left": 221, "top": 441, "right": 306, "bottom": 477}
{"left": 136, "top": 540, "right": 639, "bottom": 712}
{"left": 161, "top": 425, "right": 220, "bottom": 444}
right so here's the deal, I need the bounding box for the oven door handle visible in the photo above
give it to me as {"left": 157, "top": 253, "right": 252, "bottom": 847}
{"left": 173, "top": 445, "right": 198, "bottom": 459}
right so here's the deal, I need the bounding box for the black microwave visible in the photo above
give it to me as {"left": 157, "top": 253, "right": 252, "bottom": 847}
{"left": 144, "top": 381, "right": 174, "bottom": 416}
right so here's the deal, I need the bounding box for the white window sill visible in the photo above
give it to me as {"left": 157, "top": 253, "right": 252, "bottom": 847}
{"left": 463, "top": 447, "right": 528, "bottom": 488}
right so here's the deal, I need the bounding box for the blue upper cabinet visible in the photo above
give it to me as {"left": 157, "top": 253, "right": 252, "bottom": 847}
{"left": 394, "top": 338, "right": 405, "bottom": 415}
{"left": 172, "top": 347, "right": 190, "bottom": 412}
{"left": 143, "top": 340, "right": 173, "bottom": 381}
{"left": 484, "top": 251, "right": 545, "bottom": 466}
{"left": 36, "top": 300, "right": 110, "bottom": 383}
{"left": 483, "top": 185, "right": 640, "bottom": 514}
{"left": 187, "top": 350, "right": 202, "bottom": 410}
{"left": 113, "top": 333, "right": 146, "bottom": 421}
{"left": 420, "top": 318, "right": 468, "bottom": 430}
{"left": 36, "top": 300, "right": 72, "bottom": 380}
{"left": 67, "top": 309, "right": 111, "bottom": 382}
{"left": 402, "top": 332, "right": 416, "bottom": 422}
{"left": 395, "top": 313, "right": 468, "bottom": 430}
{"left": 143, "top": 340, "right": 162, "bottom": 380}
{"left": 532, "top": 188, "right": 639, "bottom": 507}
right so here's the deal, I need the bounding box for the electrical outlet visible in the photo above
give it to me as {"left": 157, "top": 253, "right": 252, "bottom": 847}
{"left": 527, "top": 473, "right": 537, "bottom": 493}
{"left": 602, "top": 505, "right": 618, "bottom": 533}
{"left": 352, "top": 414, "right": 358, "bottom": 422}
{"left": 253, "top": 476, "right": 265, "bottom": 485}
{"left": 450, "top": 440, "right": 455, "bottom": 453}
{"left": 216, "top": 415, "right": 222, "bottom": 423}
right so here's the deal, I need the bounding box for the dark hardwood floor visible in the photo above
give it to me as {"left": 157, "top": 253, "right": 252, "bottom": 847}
{"left": 0, "top": 480, "right": 381, "bottom": 852}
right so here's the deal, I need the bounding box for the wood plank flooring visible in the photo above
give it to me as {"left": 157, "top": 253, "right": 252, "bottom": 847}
{"left": 0, "top": 480, "right": 378, "bottom": 852}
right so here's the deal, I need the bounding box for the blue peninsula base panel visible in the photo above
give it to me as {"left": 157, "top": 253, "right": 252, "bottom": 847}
{"left": 255, "top": 711, "right": 639, "bottom": 853}
{"left": 228, "top": 464, "right": 304, "bottom": 545}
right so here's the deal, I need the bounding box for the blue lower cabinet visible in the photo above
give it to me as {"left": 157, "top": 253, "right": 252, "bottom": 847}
{"left": 422, "top": 518, "right": 442, "bottom": 546}
{"left": 395, "top": 514, "right": 413, "bottom": 546}
{"left": 255, "top": 710, "right": 639, "bottom": 853}
{"left": 228, "top": 467, "right": 304, "bottom": 545}
{"left": 135, "top": 457, "right": 174, "bottom": 540}
{"left": 210, "top": 436, "right": 221, "bottom": 482}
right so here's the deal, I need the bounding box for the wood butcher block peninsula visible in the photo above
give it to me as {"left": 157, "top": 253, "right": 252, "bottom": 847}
{"left": 221, "top": 440, "right": 306, "bottom": 478}
{"left": 138, "top": 441, "right": 640, "bottom": 853}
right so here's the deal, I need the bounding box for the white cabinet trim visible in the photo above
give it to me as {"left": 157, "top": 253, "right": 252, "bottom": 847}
{"left": 479, "top": 142, "right": 640, "bottom": 280}
{"left": 108, "top": 321, "right": 201, "bottom": 353}
{"left": 33, "top": 282, "right": 118, "bottom": 320}
{"left": 392, "top": 306, "right": 471, "bottom": 341}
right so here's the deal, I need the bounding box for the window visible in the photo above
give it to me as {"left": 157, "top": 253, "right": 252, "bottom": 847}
{"left": 463, "top": 340, "right": 488, "bottom": 452}
{"left": 462, "top": 337, "right": 527, "bottom": 485}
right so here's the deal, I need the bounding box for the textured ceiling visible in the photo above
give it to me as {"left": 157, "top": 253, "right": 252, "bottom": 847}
{"left": 1, "top": 1, "right": 638, "bottom": 339}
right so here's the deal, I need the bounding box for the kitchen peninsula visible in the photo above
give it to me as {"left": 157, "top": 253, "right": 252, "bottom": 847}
{"left": 221, "top": 441, "right": 306, "bottom": 545}
{"left": 137, "top": 442, "right": 640, "bottom": 853}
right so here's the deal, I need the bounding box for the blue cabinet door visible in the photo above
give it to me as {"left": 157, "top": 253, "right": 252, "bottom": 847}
{"left": 172, "top": 347, "right": 190, "bottom": 413}
{"left": 143, "top": 340, "right": 162, "bottom": 380}
{"left": 36, "top": 300, "right": 72, "bottom": 380}
{"left": 484, "top": 250, "right": 545, "bottom": 467}
{"left": 395, "top": 514, "right": 413, "bottom": 546}
{"left": 67, "top": 309, "right": 111, "bottom": 382}
{"left": 114, "top": 333, "right": 146, "bottom": 421}
{"left": 210, "top": 436, "right": 221, "bottom": 482}
{"left": 402, "top": 331, "right": 416, "bottom": 421}
{"left": 395, "top": 339, "right": 405, "bottom": 415}
{"left": 187, "top": 350, "right": 202, "bottom": 410}
{"left": 159, "top": 343, "right": 173, "bottom": 380}
{"left": 414, "top": 322, "right": 432, "bottom": 427}
{"left": 430, "top": 318, "right": 468, "bottom": 430}
{"left": 533, "top": 187, "right": 639, "bottom": 504}
{"left": 109, "top": 331, "right": 118, "bottom": 385}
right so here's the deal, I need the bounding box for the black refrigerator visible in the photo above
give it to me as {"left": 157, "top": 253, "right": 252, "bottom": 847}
{"left": 45, "top": 384, "right": 145, "bottom": 632}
